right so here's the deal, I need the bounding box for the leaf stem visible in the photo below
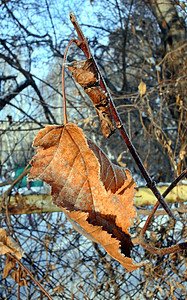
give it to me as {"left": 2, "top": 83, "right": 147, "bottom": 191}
{"left": 62, "top": 39, "right": 77, "bottom": 124}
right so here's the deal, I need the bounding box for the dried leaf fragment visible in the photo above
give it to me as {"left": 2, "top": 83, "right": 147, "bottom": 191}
{"left": 53, "top": 284, "right": 64, "bottom": 294}
{"left": 138, "top": 81, "right": 146, "bottom": 97}
{"left": 11, "top": 268, "right": 28, "bottom": 286}
{"left": 29, "top": 123, "right": 143, "bottom": 271}
{"left": 0, "top": 228, "right": 24, "bottom": 259}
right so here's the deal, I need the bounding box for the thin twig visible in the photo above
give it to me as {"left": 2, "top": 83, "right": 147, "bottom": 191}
{"left": 69, "top": 12, "right": 91, "bottom": 59}
{"left": 157, "top": 43, "right": 187, "bottom": 67}
{"left": 133, "top": 169, "right": 187, "bottom": 255}
{"left": 132, "top": 236, "right": 187, "bottom": 255}
{"left": 62, "top": 39, "right": 77, "bottom": 124}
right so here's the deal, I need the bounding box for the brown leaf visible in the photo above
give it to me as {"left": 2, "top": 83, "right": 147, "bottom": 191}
{"left": 131, "top": 24, "right": 136, "bottom": 35}
{"left": 53, "top": 284, "right": 64, "bottom": 293}
{"left": 86, "top": 87, "right": 108, "bottom": 106}
{"left": 28, "top": 123, "right": 144, "bottom": 271}
{"left": 68, "top": 61, "right": 97, "bottom": 88}
{"left": 11, "top": 268, "right": 28, "bottom": 286}
{"left": 68, "top": 59, "right": 97, "bottom": 86}
{"left": 181, "top": 2, "right": 186, "bottom": 10}
{"left": 0, "top": 228, "right": 24, "bottom": 259}
{"left": 3, "top": 256, "right": 16, "bottom": 279}
{"left": 68, "top": 59, "right": 115, "bottom": 138}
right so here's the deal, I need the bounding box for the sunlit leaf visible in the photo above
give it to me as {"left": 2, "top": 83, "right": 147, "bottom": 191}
{"left": 29, "top": 123, "right": 144, "bottom": 271}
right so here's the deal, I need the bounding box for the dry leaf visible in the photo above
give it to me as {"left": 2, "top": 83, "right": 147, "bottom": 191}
{"left": 117, "top": 153, "right": 127, "bottom": 168}
{"left": 53, "top": 284, "right": 64, "bottom": 293}
{"left": 181, "top": 2, "right": 186, "bottom": 10}
{"left": 11, "top": 268, "right": 28, "bottom": 286}
{"left": 3, "top": 256, "right": 16, "bottom": 279}
{"left": 68, "top": 59, "right": 115, "bottom": 138}
{"left": 28, "top": 123, "right": 144, "bottom": 271}
{"left": 138, "top": 81, "right": 146, "bottom": 97}
{"left": 0, "top": 228, "right": 24, "bottom": 259}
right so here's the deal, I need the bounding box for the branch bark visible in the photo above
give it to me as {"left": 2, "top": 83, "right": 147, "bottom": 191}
{"left": 1, "top": 185, "right": 186, "bottom": 215}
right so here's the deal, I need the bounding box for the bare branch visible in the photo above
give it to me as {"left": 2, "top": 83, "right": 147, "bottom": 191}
{"left": 0, "top": 46, "right": 57, "bottom": 124}
{"left": 0, "top": 75, "right": 17, "bottom": 81}
{"left": 132, "top": 235, "right": 187, "bottom": 255}
{"left": 0, "top": 80, "right": 31, "bottom": 111}
{"left": 141, "top": 169, "right": 187, "bottom": 235}
{"left": 4, "top": 3, "right": 49, "bottom": 39}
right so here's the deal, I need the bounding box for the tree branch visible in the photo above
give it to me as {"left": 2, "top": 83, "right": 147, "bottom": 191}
{"left": 2, "top": 100, "right": 45, "bottom": 127}
{"left": 0, "top": 80, "right": 31, "bottom": 110}
{"left": 4, "top": 3, "right": 49, "bottom": 39}
{"left": 1, "top": 185, "right": 186, "bottom": 215}
{"left": 132, "top": 235, "right": 187, "bottom": 255}
{"left": 0, "top": 75, "right": 17, "bottom": 81}
{"left": 0, "top": 44, "right": 57, "bottom": 124}
{"left": 141, "top": 169, "right": 187, "bottom": 235}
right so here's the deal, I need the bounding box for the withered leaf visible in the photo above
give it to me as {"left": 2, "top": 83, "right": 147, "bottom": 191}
{"left": 68, "top": 60, "right": 97, "bottom": 88}
{"left": 68, "top": 59, "right": 115, "bottom": 138}
{"left": 0, "top": 228, "right": 24, "bottom": 259}
{"left": 68, "top": 59, "right": 97, "bottom": 88}
{"left": 11, "top": 268, "right": 28, "bottom": 286}
{"left": 53, "top": 284, "right": 64, "bottom": 294}
{"left": 28, "top": 123, "right": 143, "bottom": 271}
{"left": 3, "top": 256, "right": 16, "bottom": 279}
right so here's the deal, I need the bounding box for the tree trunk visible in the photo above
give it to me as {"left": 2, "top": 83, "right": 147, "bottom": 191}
{"left": 148, "top": 0, "right": 186, "bottom": 50}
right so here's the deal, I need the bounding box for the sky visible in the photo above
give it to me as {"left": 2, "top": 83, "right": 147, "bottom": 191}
{"left": 0, "top": 0, "right": 114, "bottom": 122}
